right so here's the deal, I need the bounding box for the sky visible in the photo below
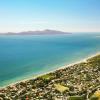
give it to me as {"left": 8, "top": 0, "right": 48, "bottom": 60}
{"left": 0, "top": 0, "right": 100, "bottom": 33}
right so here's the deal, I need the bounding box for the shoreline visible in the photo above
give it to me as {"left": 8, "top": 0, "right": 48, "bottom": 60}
{"left": 0, "top": 52, "right": 100, "bottom": 89}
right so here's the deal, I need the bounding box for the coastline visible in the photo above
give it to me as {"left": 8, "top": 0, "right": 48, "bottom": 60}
{"left": 0, "top": 52, "right": 100, "bottom": 89}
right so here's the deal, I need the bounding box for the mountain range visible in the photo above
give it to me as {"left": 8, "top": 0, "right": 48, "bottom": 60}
{"left": 0, "top": 29, "right": 71, "bottom": 35}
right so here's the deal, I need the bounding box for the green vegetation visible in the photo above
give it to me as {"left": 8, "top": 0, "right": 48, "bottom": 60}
{"left": 68, "top": 95, "right": 86, "bottom": 100}
{"left": 90, "top": 96, "right": 99, "bottom": 100}
{"left": 54, "top": 83, "right": 69, "bottom": 93}
{"left": 40, "top": 73, "right": 53, "bottom": 80}
{"left": 91, "top": 90, "right": 100, "bottom": 100}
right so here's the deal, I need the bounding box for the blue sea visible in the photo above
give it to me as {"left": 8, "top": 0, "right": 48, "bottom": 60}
{"left": 0, "top": 33, "right": 100, "bottom": 87}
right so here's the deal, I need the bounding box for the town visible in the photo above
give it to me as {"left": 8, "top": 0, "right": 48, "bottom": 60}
{"left": 0, "top": 54, "right": 100, "bottom": 100}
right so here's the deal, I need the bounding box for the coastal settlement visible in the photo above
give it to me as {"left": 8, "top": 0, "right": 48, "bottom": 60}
{"left": 0, "top": 54, "right": 100, "bottom": 100}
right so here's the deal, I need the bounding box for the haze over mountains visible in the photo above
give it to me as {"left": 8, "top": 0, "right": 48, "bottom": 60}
{"left": 0, "top": 30, "right": 70, "bottom": 35}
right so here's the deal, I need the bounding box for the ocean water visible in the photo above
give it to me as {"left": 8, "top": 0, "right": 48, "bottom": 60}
{"left": 0, "top": 33, "right": 100, "bottom": 87}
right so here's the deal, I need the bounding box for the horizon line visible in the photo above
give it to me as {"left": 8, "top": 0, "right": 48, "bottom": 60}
{"left": 0, "top": 29, "right": 100, "bottom": 34}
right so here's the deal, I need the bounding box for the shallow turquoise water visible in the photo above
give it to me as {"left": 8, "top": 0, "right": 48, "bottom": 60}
{"left": 0, "top": 33, "right": 100, "bottom": 87}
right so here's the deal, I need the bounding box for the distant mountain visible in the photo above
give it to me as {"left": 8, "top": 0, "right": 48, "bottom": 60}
{"left": 0, "top": 29, "right": 71, "bottom": 35}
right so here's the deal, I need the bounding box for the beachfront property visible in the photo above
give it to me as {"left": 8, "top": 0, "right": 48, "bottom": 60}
{"left": 0, "top": 54, "right": 100, "bottom": 100}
